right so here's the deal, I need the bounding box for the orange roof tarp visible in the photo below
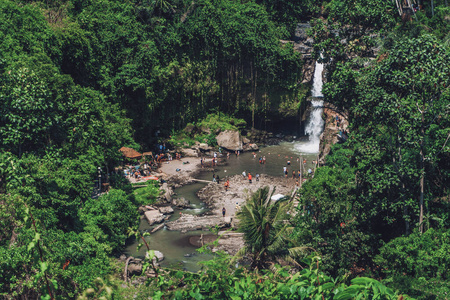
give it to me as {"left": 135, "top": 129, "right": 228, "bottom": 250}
{"left": 119, "top": 147, "right": 142, "bottom": 159}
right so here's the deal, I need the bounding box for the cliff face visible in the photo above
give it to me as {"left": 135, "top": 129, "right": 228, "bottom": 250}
{"left": 318, "top": 104, "right": 348, "bottom": 165}
{"left": 281, "top": 23, "right": 315, "bottom": 85}
{"left": 294, "top": 23, "right": 316, "bottom": 84}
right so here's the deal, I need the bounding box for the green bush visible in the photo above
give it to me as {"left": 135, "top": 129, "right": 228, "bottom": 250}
{"left": 169, "top": 113, "right": 247, "bottom": 148}
{"left": 80, "top": 189, "right": 138, "bottom": 252}
{"left": 375, "top": 228, "right": 450, "bottom": 280}
{"left": 133, "top": 180, "right": 160, "bottom": 206}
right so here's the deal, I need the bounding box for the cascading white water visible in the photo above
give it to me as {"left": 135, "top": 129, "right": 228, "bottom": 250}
{"left": 311, "top": 60, "right": 324, "bottom": 98}
{"left": 295, "top": 60, "right": 325, "bottom": 153}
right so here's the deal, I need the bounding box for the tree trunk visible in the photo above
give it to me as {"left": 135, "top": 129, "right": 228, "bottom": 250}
{"left": 419, "top": 112, "right": 425, "bottom": 233}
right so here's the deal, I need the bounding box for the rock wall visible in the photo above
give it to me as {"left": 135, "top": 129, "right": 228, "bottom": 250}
{"left": 318, "top": 103, "right": 348, "bottom": 165}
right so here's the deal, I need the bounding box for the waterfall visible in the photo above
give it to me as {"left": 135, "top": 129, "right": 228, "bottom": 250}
{"left": 295, "top": 60, "right": 325, "bottom": 153}
{"left": 311, "top": 59, "right": 323, "bottom": 97}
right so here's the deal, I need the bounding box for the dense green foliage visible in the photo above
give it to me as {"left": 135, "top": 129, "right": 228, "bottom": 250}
{"left": 168, "top": 113, "right": 246, "bottom": 147}
{"left": 296, "top": 4, "right": 450, "bottom": 298}
{"left": 133, "top": 180, "right": 160, "bottom": 206}
{"left": 0, "top": 0, "right": 449, "bottom": 298}
{"left": 120, "top": 247, "right": 412, "bottom": 300}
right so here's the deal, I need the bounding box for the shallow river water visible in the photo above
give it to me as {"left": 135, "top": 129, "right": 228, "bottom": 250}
{"left": 124, "top": 139, "right": 320, "bottom": 271}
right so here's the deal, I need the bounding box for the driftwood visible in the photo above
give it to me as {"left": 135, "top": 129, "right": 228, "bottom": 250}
{"left": 124, "top": 256, "right": 134, "bottom": 282}
{"left": 151, "top": 223, "right": 165, "bottom": 233}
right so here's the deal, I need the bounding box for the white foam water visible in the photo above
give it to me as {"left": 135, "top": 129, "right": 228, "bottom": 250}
{"left": 295, "top": 60, "right": 324, "bottom": 153}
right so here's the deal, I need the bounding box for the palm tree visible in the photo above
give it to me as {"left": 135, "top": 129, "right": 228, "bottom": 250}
{"left": 235, "top": 186, "right": 312, "bottom": 270}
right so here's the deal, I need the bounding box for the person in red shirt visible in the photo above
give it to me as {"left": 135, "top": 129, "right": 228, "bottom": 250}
{"left": 248, "top": 172, "right": 252, "bottom": 183}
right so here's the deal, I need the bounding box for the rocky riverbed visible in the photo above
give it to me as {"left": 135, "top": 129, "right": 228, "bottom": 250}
{"left": 142, "top": 155, "right": 298, "bottom": 255}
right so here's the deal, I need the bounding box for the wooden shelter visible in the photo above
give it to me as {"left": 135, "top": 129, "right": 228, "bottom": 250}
{"left": 119, "top": 147, "right": 142, "bottom": 159}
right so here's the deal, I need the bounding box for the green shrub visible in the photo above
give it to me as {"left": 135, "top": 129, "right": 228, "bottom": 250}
{"left": 375, "top": 228, "right": 450, "bottom": 280}
{"left": 80, "top": 189, "right": 138, "bottom": 252}
{"left": 133, "top": 181, "right": 160, "bottom": 206}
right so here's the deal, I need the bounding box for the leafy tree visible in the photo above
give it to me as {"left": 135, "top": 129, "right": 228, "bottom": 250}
{"left": 236, "top": 186, "right": 310, "bottom": 270}
{"left": 324, "top": 34, "right": 450, "bottom": 235}
{"left": 293, "top": 144, "right": 380, "bottom": 277}
{"left": 80, "top": 189, "right": 139, "bottom": 252}
{"left": 0, "top": 68, "right": 57, "bottom": 156}
{"left": 374, "top": 228, "right": 450, "bottom": 299}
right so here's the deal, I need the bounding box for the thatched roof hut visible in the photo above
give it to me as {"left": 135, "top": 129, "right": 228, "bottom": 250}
{"left": 119, "top": 147, "right": 142, "bottom": 159}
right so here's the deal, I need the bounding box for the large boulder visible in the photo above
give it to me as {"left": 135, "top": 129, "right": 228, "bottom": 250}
{"left": 160, "top": 182, "right": 173, "bottom": 202}
{"left": 158, "top": 206, "right": 174, "bottom": 214}
{"left": 144, "top": 210, "right": 165, "bottom": 226}
{"left": 172, "top": 197, "right": 190, "bottom": 208}
{"left": 216, "top": 130, "right": 243, "bottom": 151}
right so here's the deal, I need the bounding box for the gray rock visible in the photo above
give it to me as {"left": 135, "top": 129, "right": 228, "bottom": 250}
{"left": 158, "top": 206, "right": 174, "bottom": 214}
{"left": 145, "top": 250, "right": 164, "bottom": 264}
{"left": 172, "top": 197, "right": 190, "bottom": 208}
{"left": 166, "top": 214, "right": 229, "bottom": 231}
{"left": 144, "top": 210, "right": 165, "bottom": 226}
{"left": 182, "top": 148, "right": 198, "bottom": 157}
{"left": 127, "top": 263, "right": 142, "bottom": 276}
{"left": 198, "top": 143, "right": 212, "bottom": 151}
{"left": 160, "top": 183, "right": 173, "bottom": 202}
{"left": 216, "top": 130, "right": 243, "bottom": 151}
{"left": 138, "top": 206, "right": 148, "bottom": 214}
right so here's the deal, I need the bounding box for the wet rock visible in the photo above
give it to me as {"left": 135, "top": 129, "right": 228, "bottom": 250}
{"left": 165, "top": 214, "right": 229, "bottom": 231}
{"left": 172, "top": 197, "right": 191, "bottom": 208}
{"left": 144, "top": 210, "right": 165, "bottom": 226}
{"left": 318, "top": 103, "right": 349, "bottom": 165}
{"left": 158, "top": 206, "right": 174, "bottom": 214}
{"left": 160, "top": 183, "right": 173, "bottom": 202}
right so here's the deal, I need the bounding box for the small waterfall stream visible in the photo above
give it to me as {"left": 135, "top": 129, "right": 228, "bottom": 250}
{"left": 295, "top": 60, "right": 325, "bottom": 153}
